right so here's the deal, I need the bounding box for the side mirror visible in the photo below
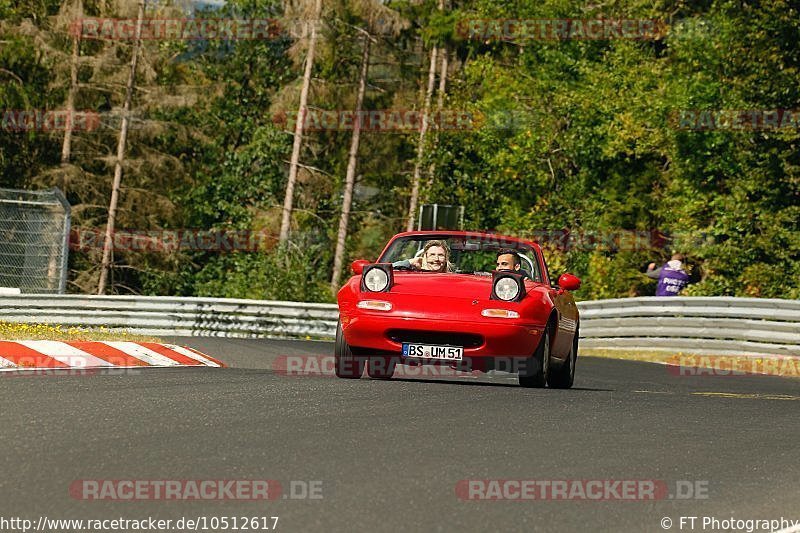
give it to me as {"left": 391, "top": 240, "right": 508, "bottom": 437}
{"left": 557, "top": 273, "right": 581, "bottom": 292}
{"left": 351, "top": 259, "right": 370, "bottom": 275}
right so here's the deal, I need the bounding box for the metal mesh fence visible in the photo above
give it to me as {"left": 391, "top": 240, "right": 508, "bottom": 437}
{"left": 0, "top": 188, "right": 71, "bottom": 293}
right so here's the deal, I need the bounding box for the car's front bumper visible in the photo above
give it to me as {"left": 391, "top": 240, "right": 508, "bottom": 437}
{"left": 341, "top": 312, "right": 545, "bottom": 363}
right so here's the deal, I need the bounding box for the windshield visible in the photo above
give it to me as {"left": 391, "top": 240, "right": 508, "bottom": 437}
{"left": 378, "top": 235, "right": 543, "bottom": 282}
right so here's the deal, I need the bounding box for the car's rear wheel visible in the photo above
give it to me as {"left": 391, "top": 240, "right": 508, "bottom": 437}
{"left": 366, "top": 356, "right": 396, "bottom": 379}
{"left": 519, "top": 330, "right": 550, "bottom": 388}
{"left": 548, "top": 328, "right": 578, "bottom": 389}
{"left": 335, "top": 321, "right": 364, "bottom": 379}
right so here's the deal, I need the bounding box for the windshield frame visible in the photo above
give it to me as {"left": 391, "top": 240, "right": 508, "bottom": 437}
{"left": 378, "top": 233, "right": 545, "bottom": 282}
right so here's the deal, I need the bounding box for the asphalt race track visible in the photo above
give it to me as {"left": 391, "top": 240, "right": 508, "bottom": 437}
{"left": 0, "top": 337, "right": 798, "bottom": 533}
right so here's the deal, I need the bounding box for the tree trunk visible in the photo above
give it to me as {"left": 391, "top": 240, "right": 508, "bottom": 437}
{"left": 426, "top": 46, "right": 448, "bottom": 189}
{"left": 406, "top": 0, "right": 446, "bottom": 232}
{"left": 330, "top": 30, "right": 371, "bottom": 292}
{"left": 97, "top": 0, "right": 144, "bottom": 294}
{"left": 60, "top": 0, "right": 82, "bottom": 173}
{"left": 437, "top": 47, "right": 448, "bottom": 107}
{"left": 405, "top": 44, "right": 438, "bottom": 232}
{"left": 279, "top": 0, "right": 323, "bottom": 245}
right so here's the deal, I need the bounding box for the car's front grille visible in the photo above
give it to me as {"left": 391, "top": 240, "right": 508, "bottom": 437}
{"left": 386, "top": 329, "right": 483, "bottom": 349}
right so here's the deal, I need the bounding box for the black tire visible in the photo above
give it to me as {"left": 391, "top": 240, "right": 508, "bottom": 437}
{"left": 334, "top": 321, "right": 364, "bottom": 379}
{"left": 366, "top": 356, "right": 396, "bottom": 379}
{"left": 548, "top": 328, "right": 578, "bottom": 389}
{"left": 519, "top": 330, "right": 551, "bottom": 388}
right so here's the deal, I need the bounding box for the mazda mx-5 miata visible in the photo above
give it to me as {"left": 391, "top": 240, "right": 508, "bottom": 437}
{"left": 335, "top": 231, "right": 582, "bottom": 388}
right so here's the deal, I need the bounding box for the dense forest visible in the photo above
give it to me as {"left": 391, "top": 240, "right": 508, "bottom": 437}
{"left": 1, "top": 0, "right": 798, "bottom": 301}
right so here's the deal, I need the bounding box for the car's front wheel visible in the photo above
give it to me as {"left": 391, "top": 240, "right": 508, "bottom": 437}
{"left": 335, "top": 321, "right": 364, "bottom": 379}
{"left": 548, "top": 328, "right": 578, "bottom": 389}
{"left": 519, "top": 330, "right": 550, "bottom": 388}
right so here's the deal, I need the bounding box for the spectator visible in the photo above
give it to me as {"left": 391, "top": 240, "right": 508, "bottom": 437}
{"left": 647, "top": 253, "right": 690, "bottom": 296}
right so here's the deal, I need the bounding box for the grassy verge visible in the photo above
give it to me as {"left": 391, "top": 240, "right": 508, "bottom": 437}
{"left": 0, "top": 322, "right": 161, "bottom": 342}
{"left": 581, "top": 348, "right": 800, "bottom": 378}
{"left": 580, "top": 349, "right": 681, "bottom": 363}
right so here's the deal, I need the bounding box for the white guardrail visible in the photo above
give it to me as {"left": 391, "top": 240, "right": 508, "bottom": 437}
{"left": 1, "top": 295, "right": 798, "bottom": 357}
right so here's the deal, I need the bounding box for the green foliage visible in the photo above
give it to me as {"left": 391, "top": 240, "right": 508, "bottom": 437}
{"left": 1, "top": 0, "right": 797, "bottom": 301}
{"left": 429, "top": 0, "right": 799, "bottom": 300}
{"left": 0, "top": 34, "right": 60, "bottom": 187}
{"left": 188, "top": 247, "right": 334, "bottom": 302}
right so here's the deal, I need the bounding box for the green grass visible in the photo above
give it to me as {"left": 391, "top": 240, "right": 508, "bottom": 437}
{"left": 0, "top": 322, "right": 160, "bottom": 342}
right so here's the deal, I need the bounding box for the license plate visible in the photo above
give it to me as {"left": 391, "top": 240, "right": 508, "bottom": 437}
{"left": 402, "top": 343, "right": 463, "bottom": 361}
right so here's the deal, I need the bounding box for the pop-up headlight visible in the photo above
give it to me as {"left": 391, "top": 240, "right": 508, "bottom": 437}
{"left": 361, "top": 263, "right": 394, "bottom": 293}
{"left": 491, "top": 271, "right": 526, "bottom": 302}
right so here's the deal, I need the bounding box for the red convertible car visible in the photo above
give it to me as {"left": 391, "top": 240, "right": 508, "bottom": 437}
{"left": 335, "top": 231, "right": 582, "bottom": 388}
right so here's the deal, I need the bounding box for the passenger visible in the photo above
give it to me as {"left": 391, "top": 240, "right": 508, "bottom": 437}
{"left": 393, "top": 240, "right": 453, "bottom": 272}
{"left": 496, "top": 249, "right": 522, "bottom": 272}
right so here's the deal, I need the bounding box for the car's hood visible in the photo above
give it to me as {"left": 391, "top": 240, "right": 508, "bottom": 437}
{"left": 340, "top": 272, "right": 552, "bottom": 324}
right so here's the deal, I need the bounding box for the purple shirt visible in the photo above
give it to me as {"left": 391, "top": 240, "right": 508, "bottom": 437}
{"left": 656, "top": 265, "right": 690, "bottom": 296}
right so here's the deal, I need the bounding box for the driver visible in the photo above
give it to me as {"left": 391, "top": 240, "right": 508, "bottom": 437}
{"left": 393, "top": 240, "right": 453, "bottom": 272}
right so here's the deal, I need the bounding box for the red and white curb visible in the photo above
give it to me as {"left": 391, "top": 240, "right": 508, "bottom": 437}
{"left": 0, "top": 341, "right": 224, "bottom": 371}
